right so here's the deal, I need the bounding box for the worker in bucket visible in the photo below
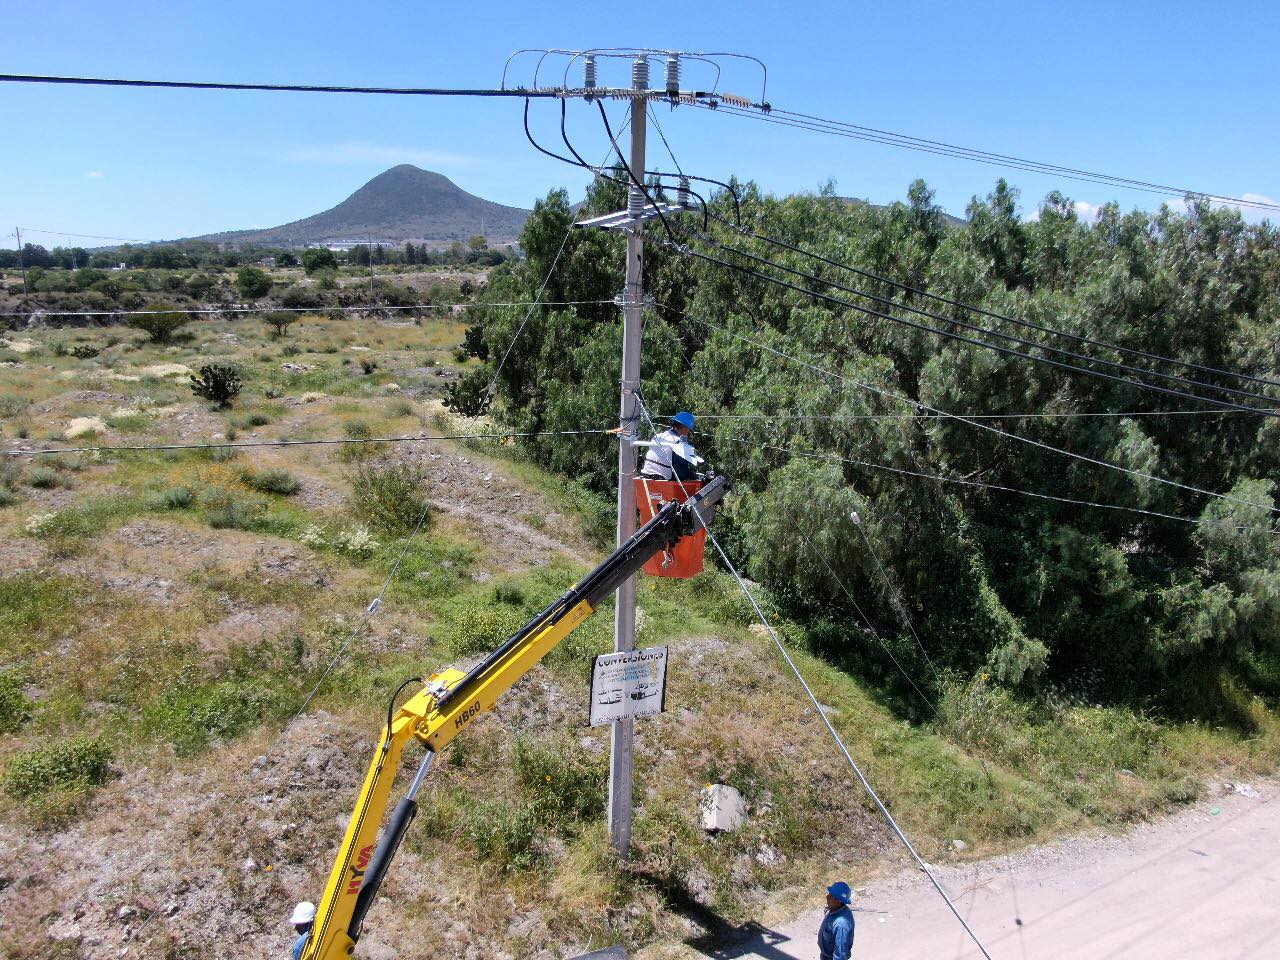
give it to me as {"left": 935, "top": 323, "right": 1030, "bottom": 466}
{"left": 818, "top": 881, "right": 855, "bottom": 960}
{"left": 289, "top": 901, "right": 315, "bottom": 959}
{"left": 640, "top": 411, "right": 703, "bottom": 482}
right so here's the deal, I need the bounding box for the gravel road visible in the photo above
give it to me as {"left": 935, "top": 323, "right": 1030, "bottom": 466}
{"left": 695, "top": 779, "right": 1278, "bottom": 959}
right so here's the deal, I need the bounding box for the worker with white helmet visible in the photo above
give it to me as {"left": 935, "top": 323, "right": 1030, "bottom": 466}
{"left": 289, "top": 901, "right": 316, "bottom": 959}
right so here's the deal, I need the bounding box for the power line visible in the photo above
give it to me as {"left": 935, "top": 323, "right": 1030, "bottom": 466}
{"left": 491, "top": 109, "right": 637, "bottom": 402}
{"left": 0, "top": 73, "right": 562, "bottom": 98}
{"left": 683, "top": 230, "right": 1280, "bottom": 415}
{"left": 0, "top": 300, "right": 612, "bottom": 319}
{"left": 680, "top": 307, "right": 1280, "bottom": 517}
{"left": 707, "top": 211, "right": 1280, "bottom": 393}
{"left": 703, "top": 528, "right": 995, "bottom": 960}
{"left": 14, "top": 226, "right": 151, "bottom": 244}
{"left": 714, "top": 436, "right": 1271, "bottom": 534}
{"left": 0, "top": 428, "right": 614, "bottom": 458}
{"left": 765, "top": 105, "right": 1280, "bottom": 215}
{"left": 698, "top": 102, "right": 1280, "bottom": 215}
{"left": 671, "top": 409, "right": 1259, "bottom": 421}
{"left": 288, "top": 494, "right": 435, "bottom": 724}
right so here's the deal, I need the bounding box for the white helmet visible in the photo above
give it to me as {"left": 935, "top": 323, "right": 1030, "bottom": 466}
{"left": 290, "top": 901, "right": 317, "bottom": 925}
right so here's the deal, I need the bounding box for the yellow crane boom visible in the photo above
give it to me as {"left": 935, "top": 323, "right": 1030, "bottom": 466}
{"left": 302, "top": 476, "right": 729, "bottom": 959}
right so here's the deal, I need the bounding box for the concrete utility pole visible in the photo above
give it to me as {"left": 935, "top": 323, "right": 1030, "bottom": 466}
{"left": 15, "top": 226, "right": 28, "bottom": 299}
{"left": 571, "top": 51, "right": 699, "bottom": 860}
{"left": 607, "top": 54, "right": 650, "bottom": 859}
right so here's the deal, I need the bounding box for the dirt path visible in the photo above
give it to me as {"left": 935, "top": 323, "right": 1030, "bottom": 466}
{"left": 694, "top": 780, "right": 1279, "bottom": 959}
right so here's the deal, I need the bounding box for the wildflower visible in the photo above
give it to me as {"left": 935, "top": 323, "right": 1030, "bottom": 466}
{"left": 24, "top": 512, "right": 57, "bottom": 536}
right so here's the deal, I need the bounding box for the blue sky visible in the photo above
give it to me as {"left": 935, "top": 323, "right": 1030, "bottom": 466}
{"left": 2, "top": 0, "right": 1277, "bottom": 245}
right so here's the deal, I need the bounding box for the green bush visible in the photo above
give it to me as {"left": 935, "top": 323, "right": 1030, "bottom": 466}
{"left": 349, "top": 461, "right": 431, "bottom": 536}
{"left": 1, "top": 736, "right": 112, "bottom": 800}
{"left": 27, "top": 466, "right": 59, "bottom": 489}
{"left": 0, "top": 486, "right": 18, "bottom": 508}
{"left": 512, "top": 735, "right": 606, "bottom": 822}
{"left": 278, "top": 285, "right": 322, "bottom": 310}
{"left": 244, "top": 467, "right": 300, "bottom": 496}
{"left": 127, "top": 302, "right": 188, "bottom": 343}
{"left": 190, "top": 363, "right": 243, "bottom": 408}
{"left": 234, "top": 266, "right": 272, "bottom": 300}
{"left": 460, "top": 796, "right": 541, "bottom": 869}
{"left": 445, "top": 601, "right": 525, "bottom": 658}
{"left": 144, "top": 679, "right": 276, "bottom": 756}
{"left": 0, "top": 669, "right": 34, "bottom": 733}
{"left": 70, "top": 343, "right": 100, "bottom": 359}
{"left": 198, "top": 487, "right": 265, "bottom": 530}
{"left": 145, "top": 485, "right": 193, "bottom": 510}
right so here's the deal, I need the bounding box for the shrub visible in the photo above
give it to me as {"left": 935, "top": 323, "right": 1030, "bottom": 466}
{"left": 190, "top": 363, "right": 243, "bottom": 407}
{"left": 145, "top": 679, "right": 274, "bottom": 756}
{"left": 145, "top": 485, "right": 193, "bottom": 510}
{"left": 127, "top": 302, "right": 188, "bottom": 343}
{"left": 0, "top": 487, "right": 18, "bottom": 508}
{"left": 245, "top": 467, "right": 300, "bottom": 496}
{"left": 233, "top": 411, "right": 273, "bottom": 429}
{"left": 359, "top": 357, "right": 378, "bottom": 375}
{"left": 349, "top": 461, "right": 431, "bottom": 536}
{"left": 278, "top": 285, "right": 322, "bottom": 310}
{"left": 332, "top": 525, "right": 379, "bottom": 557}
{"left": 234, "top": 266, "right": 272, "bottom": 300}
{"left": 335, "top": 420, "right": 376, "bottom": 462}
{"left": 263, "top": 310, "right": 298, "bottom": 339}
{"left": 0, "top": 670, "right": 33, "bottom": 734}
{"left": 27, "top": 466, "right": 59, "bottom": 489}
{"left": 198, "top": 488, "right": 264, "bottom": 530}
{"left": 1, "top": 736, "right": 112, "bottom": 800}
{"left": 70, "top": 343, "right": 100, "bottom": 359}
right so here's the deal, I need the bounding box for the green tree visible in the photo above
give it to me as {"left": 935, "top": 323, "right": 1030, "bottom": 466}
{"left": 127, "top": 302, "right": 188, "bottom": 343}
{"left": 234, "top": 266, "right": 272, "bottom": 300}
{"left": 262, "top": 310, "right": 297, "bottom": 338}
{"left": 468, "top": 235, "right": 488, "bottom": 252}
{"left": 302, "top": 248, "right": 338, "bottom": 274}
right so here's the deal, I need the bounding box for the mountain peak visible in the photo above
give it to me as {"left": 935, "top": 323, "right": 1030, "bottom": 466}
{"left": 192, "top": 166, "right": 529, "bottom": 247}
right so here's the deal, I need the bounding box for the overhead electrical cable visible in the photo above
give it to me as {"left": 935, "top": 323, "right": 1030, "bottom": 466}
{"left": 764, "top": 104, "right": 1280, "bottom": 214}
{"left": 706, "top": 211, "right": 1280, "bottom": 393}
{"left": 0, "top": 73, "right": 562, "bottom": 98}
{"left": 0, "top": 428, "right": 614, "bottom": 458}
{"left": 683, "top": 230, "right": 1280, "bottom": 415}
{"left": 713, "top": 437, "right": 1275, "bottom": 535}
{"left": 697, "top": 102, "right": 1280, "bottom": 214}
{"left": 288, "top": 496, "right": 435, "bottom": 723}
{"left": 704, "top": 529, "right": 996, "bottom": 960}
{"left": 672, "top": 299, "right": 1280, "bottom": 517}
{"left": 672, "top": 409, "right": 1258, "bottom": 421}
{"left": 0, "top": 300, "right": 611, "bottom": 319}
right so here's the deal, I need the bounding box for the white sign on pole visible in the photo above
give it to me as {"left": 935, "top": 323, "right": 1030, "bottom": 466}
{"left": 589, "top": 645, "right": 669, "bottom": 727}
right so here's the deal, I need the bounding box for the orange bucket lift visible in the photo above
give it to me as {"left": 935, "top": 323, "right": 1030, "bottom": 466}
{"left": 634, "top": 477, "right": 706, "bottom": 578}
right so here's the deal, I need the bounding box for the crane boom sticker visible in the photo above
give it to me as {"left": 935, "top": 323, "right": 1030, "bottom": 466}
{"left": 589, "top": 646, "right": 668, "bottom": 727}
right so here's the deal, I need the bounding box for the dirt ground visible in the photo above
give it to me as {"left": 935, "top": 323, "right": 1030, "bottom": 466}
{"left": 692, "top": 778, "right": 1279, "bottom": 960}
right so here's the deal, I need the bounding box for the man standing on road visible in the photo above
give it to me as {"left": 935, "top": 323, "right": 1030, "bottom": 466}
{"left": 818, "top": 881, "right": 855, "bottom": 960}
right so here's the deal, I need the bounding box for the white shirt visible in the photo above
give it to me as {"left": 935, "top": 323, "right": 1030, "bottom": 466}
{"left": 640, "top": 428, "right": 700, "bottom": 480}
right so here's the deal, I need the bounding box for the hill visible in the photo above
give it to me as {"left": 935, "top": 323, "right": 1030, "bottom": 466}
{"left": 193, "top": 165, "right": 530, "bottom": 248}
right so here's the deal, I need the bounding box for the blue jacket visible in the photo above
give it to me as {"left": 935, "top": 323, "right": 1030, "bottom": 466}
{"left": 818, "top": 905, "right": 854, "bottom": 960}
{"left": 291, "top": 931, "right": 311, "bottom": 960}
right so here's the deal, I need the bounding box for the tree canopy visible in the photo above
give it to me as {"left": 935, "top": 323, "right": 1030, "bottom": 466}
{"left": 453, "top": 176, "right": 1280, "bottom": 720}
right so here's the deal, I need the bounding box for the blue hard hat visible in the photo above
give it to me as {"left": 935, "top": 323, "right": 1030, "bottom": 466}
{"left": 827, "top": 881, "right": 852, "bottom": 904}
{"left": 672, "top": 411, "right": 695, "bottom": 432}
